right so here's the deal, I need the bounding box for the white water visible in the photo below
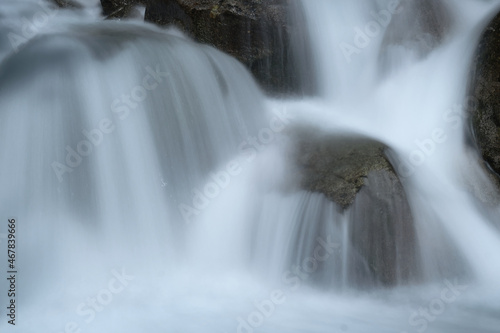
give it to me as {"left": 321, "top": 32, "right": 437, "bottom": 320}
{"left": 1, "top": 0, "right": 500, "bottom": 332}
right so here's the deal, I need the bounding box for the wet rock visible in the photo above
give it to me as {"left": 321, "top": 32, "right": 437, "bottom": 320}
{"left": 100, "top": 0, "right": 145, "bottom": 19}
{"left": 469, "top": 10, "right": 500, "bottom": 181}
{"left": 349, "top": 169, "right": 419, "bottom": 286}
{"left": 293, "top": 131, "right": 419, "bottom": 286}
{"left": 296, "top": 135, "right": 395, "bottom": 209}
{"left": 145, "top": 0, "right": 191, "bottom": 27}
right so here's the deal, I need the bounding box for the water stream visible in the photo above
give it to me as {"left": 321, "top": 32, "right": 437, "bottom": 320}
{"left": 1, "top": 0, "right": 500, "bottom": 332}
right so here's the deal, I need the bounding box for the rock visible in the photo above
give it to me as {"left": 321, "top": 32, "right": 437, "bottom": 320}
{"left": 51, "top": 0, "right": 83, "bottom": 9}
{"left": 293, "top": 130, "right": 419, "bottom": 286}
{"left": 296, "top": 134, "right": 395, "bottom": 209}
{"left": 469, "top": 11, "right": 500, "bottom": 180}
{"left": 100, "top": 0, "right": 145, "bottom": 19}
{"left": 145, "top": 0, "right": 192, "bottom": 27}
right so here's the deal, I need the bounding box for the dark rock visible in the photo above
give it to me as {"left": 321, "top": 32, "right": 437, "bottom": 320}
{"left": 145, "top": 0, "right": 192, "bottom": 27}
{"left": 469, "top": 10, "right": 500, "bottom": 180}
{"left": 293, "top": 130, "right": 420, "bottom": 286}
{"left": 100, "top": 0, "right": 145, "bottom": 19}
{"left": 51, "top": 0, "right": 83, "bottom": 9}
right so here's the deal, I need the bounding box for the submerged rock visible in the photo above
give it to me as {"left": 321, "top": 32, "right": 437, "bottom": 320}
{"left": 349, "top": 169, "right": 419, "bottom": 286}
{"left": 469, "top": 11, "right": 500, "bottom": 181}
{"left": 293, "top": 131, "right": 419, "bottom": 286}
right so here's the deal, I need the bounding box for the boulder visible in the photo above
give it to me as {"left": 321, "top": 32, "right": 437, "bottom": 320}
{"left": 293, "top": 131, "right": 419, "bottom": 286}
{"left": 296, "top": 134, "right": 395, "bottom": 208}
{"left": 469, "top": 10, "right": 500, "bottom": 180}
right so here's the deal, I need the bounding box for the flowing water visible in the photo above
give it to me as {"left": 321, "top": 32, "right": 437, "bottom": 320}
{"left": 1, "top": 0, "right": 500, "bottom": 332}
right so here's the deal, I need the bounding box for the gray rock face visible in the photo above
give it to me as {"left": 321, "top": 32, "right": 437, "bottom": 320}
{"left": 293, "top": 131, "right": 420, "bottom": 286}
{"left": 469, "top": 11, "right": 500, "bottom": 180}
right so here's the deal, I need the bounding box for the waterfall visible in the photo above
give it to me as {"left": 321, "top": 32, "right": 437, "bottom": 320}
{"left": 1, "top": 0, "right": 500, "bottom": 332}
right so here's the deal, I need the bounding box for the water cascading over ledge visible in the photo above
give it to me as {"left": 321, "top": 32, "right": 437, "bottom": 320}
{"left": 0, "top": 19, "right": 269, "bottom": 285}
{"left": 1, "top": 0, "right": 500, "bottom": 332}
{"left": 99, "top": 0, "right": 316, "bottom": 95}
